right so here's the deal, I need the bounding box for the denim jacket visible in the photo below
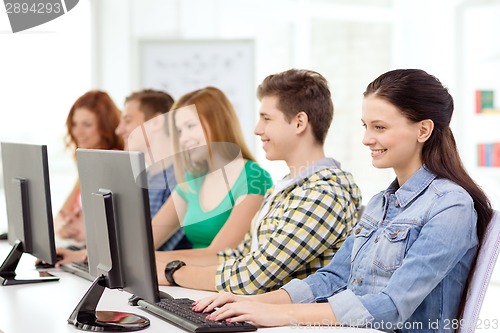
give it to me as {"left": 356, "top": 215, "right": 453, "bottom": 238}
{"left": 282, "top": 166, "right": 478, "bottom": 333}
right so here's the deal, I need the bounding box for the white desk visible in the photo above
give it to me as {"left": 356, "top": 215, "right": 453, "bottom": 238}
{"left": 0, "top": 240, "right": 380, "bottom": 333}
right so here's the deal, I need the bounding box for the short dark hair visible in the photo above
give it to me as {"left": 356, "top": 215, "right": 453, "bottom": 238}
{"left": 257, "top": 69, "right": 333, "bottom": 144}
{"left": 125, "top": 89, "right": 174, "bottom": 120}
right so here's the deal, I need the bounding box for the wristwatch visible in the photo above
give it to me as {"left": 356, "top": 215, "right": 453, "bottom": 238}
{"left": 164, "top": 260, "right": 186, "bottom": 286}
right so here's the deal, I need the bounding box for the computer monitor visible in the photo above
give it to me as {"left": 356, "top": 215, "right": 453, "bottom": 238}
{"left": 68, "top": 148, "right": 161, "bottom": 331}
{"left": 0, "top": 142, "right": 59, "bottom": 285}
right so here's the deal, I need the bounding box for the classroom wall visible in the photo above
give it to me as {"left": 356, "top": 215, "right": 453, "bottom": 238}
{"left": 92, "top": 0, "right": 398, "bottom": 203}
{"left": 91, "top": 0, "right": 500, "bottom": 208}
{"left": 0, "top": 1, "right": 92, "bottom": 229}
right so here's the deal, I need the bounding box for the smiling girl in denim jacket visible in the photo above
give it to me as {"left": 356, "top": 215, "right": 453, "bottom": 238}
{"left": 193, "top": 69, "right": 494, "bottom": 333}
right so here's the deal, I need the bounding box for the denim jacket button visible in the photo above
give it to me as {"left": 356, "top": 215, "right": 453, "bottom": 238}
{"left": 354, "top": 227, "right": 362, "bottom": 235}
{"left": 394, "top": 200, "right": 399, "bottom": 207}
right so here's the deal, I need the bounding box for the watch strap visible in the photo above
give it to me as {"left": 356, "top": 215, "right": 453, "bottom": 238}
{"left": 164, "top": 260, "right": 186, "bottom": 286}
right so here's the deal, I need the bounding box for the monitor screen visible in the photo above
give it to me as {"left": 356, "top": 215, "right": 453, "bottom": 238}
{"left": 0, "top": 142, "right": 59, "bottom": 285}
{"left": 68, "top": 148, "right": 159, "bottom": 331}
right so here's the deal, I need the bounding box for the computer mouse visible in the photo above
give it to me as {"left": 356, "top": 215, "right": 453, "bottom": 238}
{"left": 0, "top": 232, "right": 8, "bottom": 240}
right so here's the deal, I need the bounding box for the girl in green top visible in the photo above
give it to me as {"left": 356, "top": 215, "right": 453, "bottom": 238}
{"left": 153, "top": 87, "right": 273, "bottom": 253}
{"left": 177, "top": 160, "right": 272, "bottom": 248}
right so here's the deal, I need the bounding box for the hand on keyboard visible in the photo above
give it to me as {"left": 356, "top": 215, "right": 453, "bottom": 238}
{"left": 138, "top": 296, "right": 257, "bottom": 332}
{"left": 193, "top": 291, "right": 294, "bottom": 328}
{"left": 53, "top": 247, "right": 88, "bottom": 266}
{"left": 193, "top": 292, "right": 246, "bottom": 313}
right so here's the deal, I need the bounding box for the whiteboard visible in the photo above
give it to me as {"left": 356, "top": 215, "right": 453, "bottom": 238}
{"left": 138, "top": 39, "right": 255, "bottom": 151}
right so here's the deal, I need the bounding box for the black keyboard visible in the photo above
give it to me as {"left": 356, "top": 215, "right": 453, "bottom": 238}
{"left": 137, "top": 297, "right": 257, "bottom": 332}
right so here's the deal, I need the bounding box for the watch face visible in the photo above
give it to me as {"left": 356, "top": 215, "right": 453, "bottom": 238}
{"left": 166, "top": 260, "right": 183, "bottom": 269}
{"left": 165, "top": 260, "right": 186, "bottom": 286}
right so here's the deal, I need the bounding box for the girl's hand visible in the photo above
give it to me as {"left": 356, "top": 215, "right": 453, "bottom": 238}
{"left": 206, "top": 301, "right": 292, "bottom": 327}
{"left": 192, "top": 292, "right": 245, "bottom": 313}
{"left": 57, "top": 209, "right": 85, "bottom": 242}
{"left": 53, "top": 248, "right": 87, "bottom": 267}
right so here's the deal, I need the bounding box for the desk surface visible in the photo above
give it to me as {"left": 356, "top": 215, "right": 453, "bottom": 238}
{"left": 0, "top": 240, "right": 381, "bottom": 333}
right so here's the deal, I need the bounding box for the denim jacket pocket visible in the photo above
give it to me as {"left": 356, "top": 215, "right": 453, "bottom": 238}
{"left": 374, "top": 225, "right": 410, "bottom": 272}
{"left": 351, "top": 221, "right": 376, "bottom": 263}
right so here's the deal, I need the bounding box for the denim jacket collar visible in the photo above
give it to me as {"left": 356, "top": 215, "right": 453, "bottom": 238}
{"left": 384, "top": 166, "right": 437, "bottom": 208}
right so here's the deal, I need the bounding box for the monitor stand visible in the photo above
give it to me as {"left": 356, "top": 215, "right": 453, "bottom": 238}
{"left": 68, "top": 275, "right": 150, "bottom": 332}
{"left": 0, "top": 240, "right": 59, "bottom": 286}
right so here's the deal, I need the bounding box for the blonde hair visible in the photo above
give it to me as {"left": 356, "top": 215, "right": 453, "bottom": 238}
{"left": 169, "top": 87, "right": 255, "bottom": 184}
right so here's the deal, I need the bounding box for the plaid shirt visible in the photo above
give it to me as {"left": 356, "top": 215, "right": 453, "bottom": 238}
{"left": 216, "top": 164, "right": 361, "bottom": 294}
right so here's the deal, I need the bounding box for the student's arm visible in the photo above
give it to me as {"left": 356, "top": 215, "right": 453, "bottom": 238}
{"left": 286, "top": 192, "right": 478, "bottom": 327}
{"left": 155, "top": 194, "right": 263, "bottom": 266}
{"left": 160, "top": 185, "right": 350, "bottom": 292}
{"left": 156, "top": 232, "right": 253, "bottom": 285}
{"left": 329, "top": 195, "right": 477, "bottom": 326}
{"left": 163, "top": 263, "right": 339, "bottom": 327}
{"left": 216, "top": 186, "right": 352, "bottom": 294}
{"left": 206, "top": 160, "right": 271, "bottom": 252}
{"left": 54, "top": 181, "right": 82, "bottom": 238}
{"left": 151, "top": 191, "right": 186, "bottom": 249}
{"left": 207, "top": 160, "right": 271, "bottom": 251}
{"left": 58, "top": 181, "right": 80, "bottom": 214}
{"left": 208, "top": 302, "right": 336, "bottom": 327}
{"left": 208, "top": 194, "right": 263, "bottom": 250}
{"left": 161, "top": 265, "right": 218, "bottom": 291}
{"left": 194, "top": 289, "right": 293, "bottom": 311}
{"left": 193, "top": 290, "right": 337, "bottom": 327}
{"left": 156, "top": 249, "right": 220, "bottom": 267}
{"left": 54, "top": 248, "right": 87, "bottom": 267}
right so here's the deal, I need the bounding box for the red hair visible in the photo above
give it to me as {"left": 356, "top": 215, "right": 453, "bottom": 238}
{"left": 65, "top": 90, "right": 124, "bottom": 153}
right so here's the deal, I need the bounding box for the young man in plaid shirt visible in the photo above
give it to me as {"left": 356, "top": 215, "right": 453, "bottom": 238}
{"left": 158, "top": 69, "right": 362, "bottom": 294}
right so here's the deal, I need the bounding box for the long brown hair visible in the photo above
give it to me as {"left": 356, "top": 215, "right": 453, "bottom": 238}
{"left": 364, "top": 68, "right": 493, "bottom": 317}
{"left": 169, "top": 87, "right": 256, "bottom": 184}
{"left": 65, "top": 90, "right": 124, "bottom": 154}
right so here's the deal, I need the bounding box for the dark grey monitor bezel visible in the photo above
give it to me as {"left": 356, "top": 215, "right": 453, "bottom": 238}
{"left": 76, "top": 148, "right": 160, "bottom": 304}
{"left": 1, "top": 142, "right": 58, "bottom": 264}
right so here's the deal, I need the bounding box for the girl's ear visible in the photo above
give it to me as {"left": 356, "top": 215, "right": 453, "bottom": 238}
{"left": 417, "top": 119, "right": 434, "bottom": 143}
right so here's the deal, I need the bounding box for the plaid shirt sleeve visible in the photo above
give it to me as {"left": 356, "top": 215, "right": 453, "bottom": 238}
{"left": 215, "top": 180, "right": 356, "bottom": 295}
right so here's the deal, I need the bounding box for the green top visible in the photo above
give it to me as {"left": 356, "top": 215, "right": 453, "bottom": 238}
{"left": 176, "top": 160, "right": 273, "bottom": 249}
